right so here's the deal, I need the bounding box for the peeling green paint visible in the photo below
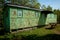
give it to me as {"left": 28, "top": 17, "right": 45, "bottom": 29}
{"left": 9, "top": 8, "right": 41, "bottom": 30}
{"left": 3, "top": 6, "right": 57, "bottom": 32}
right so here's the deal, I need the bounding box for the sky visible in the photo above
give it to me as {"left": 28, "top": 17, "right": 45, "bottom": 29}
{"left": 38, "top": 0, "right": 60, "bottom": 9}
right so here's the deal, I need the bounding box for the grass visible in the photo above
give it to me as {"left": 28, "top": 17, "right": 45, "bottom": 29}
{"left": 15, "top": 28, "right": 54, "bottom": 36}
{"left": 55, "top": 24, "right": 60, "bottom": 31}
{"left": 0, "top": 24, "right": 60, "bottom": 40}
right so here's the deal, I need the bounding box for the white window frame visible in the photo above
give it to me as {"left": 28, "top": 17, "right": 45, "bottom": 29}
{"left": 17, "top": 9, "right": 23, "bottom": 17}
{"left": 35, "top": 12, "right": 39, "bottom": 17}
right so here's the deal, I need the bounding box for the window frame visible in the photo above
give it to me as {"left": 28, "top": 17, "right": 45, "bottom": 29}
{"left": 35, "top": 11, "right": 39, "bottom": 17}
{"left": 17, "top": 9, "right": 23, "bottom": 17}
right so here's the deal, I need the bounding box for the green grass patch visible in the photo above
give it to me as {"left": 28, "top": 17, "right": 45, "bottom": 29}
{"left": 15, "top": 28, "right": 53, "bottom": 36}
{"left": 0, "top": 25, "right": 60, "bottom": 40}
{"left": 55, "top": 24, "right": 60, "bottom": 31}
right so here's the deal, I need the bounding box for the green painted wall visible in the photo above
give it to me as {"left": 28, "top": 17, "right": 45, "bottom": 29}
{"left": 45, "top": 14, "right": 57, "bottom": 25}
{"left": 3, "top": 7, "right": 10, "bottom": 32}
{"left": 3, "top": 6, "right": 57, "bottom": 32}
{"left": 9, "top": 8, "right": 41, "bottom": 30}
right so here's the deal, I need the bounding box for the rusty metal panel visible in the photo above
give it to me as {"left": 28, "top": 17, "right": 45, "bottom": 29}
{"left": 10, "top": 8, "right": 17, "bottom": 18}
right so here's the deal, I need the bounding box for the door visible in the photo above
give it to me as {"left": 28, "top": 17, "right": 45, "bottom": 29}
{"left": 39, "top": 13, "right": 46, "bottom": 25}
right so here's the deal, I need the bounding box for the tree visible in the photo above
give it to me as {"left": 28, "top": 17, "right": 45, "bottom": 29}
{"left": 0, "top": 0, "right": 4, "bottom": 13}
{"left": 54, "top": 9, "right": 60, "bottom": 23}
{"left": 41, "top": 5, "right": 47, "bottom": 10}
{"left": 47, "top": 5, "right": 52, "bottom": 11}
{"left": 0, "top": 0, "right": 40, "bottom": 9}
{"left": 34, "top": 3, "right": 40, "bottom": 9}
{"left": 41, "top": 5, "right": 52, "bottom": 11}
{"left": 11, "top": 0, "right": 40, "bottom": 9}
{"left": 0, "top": 0, "right": 4, "bottom": 3}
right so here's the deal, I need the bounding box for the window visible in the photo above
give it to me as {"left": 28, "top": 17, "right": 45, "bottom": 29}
{"left": 35, "top": 12, "right": 39, "bottom": 17}
{"left": 17, "top": 9, "right": 23, "bottom": 17}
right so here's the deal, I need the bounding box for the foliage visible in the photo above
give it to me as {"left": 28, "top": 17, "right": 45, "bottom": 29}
{"left": 47, "top": 5, "right": 52, "bottom": 11}
{"left": 0, "top": 0, "right": 4, "bottom": 3}
{"left": 41, "top": 5, "right": 47, "bottom": 10}
{"left": 41, "top": 5, "right": 52, "bottom": 11}
{"left": 10, "top": 0, "right": 40, "bottom": 9}
{"left": 55, "top": 24, "right": 60, "bottom": 31}
{"left": 0, "top": 0, "right": 40, "bottom": 9}
{"left": 54, "top": 9, "right": 60, "bottom": 23}
{"left": 0, "top": 27, "right": 54, "bottom": 40}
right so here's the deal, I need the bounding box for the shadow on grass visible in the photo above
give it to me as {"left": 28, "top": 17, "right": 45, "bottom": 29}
{"left": 0, "top": 30, "right": 5, "bottom": 35}
{"left": 0, "top": 34, "right": 60, "bottom": 40}
{"left": 21, "top": 34, "right": 60, "bottom": 40}
{"left": 37, "top": 25, "right": 45, "bottom": 28}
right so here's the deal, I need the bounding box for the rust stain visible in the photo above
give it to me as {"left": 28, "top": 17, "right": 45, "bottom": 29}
{"left": 13, "top": 11, "right": 16, "bottom": 15}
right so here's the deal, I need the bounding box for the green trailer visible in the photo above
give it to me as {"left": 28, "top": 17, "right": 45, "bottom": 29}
{"left": 2, "top": 4, "right": 57, "bottom": 32}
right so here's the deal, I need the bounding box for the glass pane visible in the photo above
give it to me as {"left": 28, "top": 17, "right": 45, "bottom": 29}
{"left": 35, "top": 12, "right": 39, "bottom": 17}
{"left": 17, "top": 9, "right": 23, "bottom": 17}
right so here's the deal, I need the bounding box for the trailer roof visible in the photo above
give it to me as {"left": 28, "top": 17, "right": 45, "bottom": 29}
{"left": 4, "top": 3, "right": 53, "bottom": 13}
